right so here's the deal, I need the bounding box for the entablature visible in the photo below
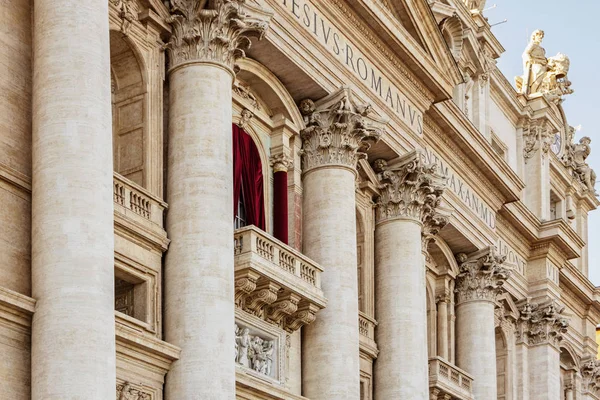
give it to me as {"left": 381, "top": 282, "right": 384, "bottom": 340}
{"left": 427, "top": 101, "right": 525, "bottom": 203}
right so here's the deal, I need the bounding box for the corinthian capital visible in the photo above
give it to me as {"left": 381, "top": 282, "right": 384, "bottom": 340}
{"left": 299, "top": 88, "right": 385, "bottom": 173}
{"left": 455, "top": 246, "right": 510, "bottom": 304}
{"left": 517, "top": 299, "right": 569, "bottom": 347}
{"left": 165, "top": 0, "right": 271, "bottom": 74}
{"left": 373, "top": 150, "right": 447, "bottom": 224}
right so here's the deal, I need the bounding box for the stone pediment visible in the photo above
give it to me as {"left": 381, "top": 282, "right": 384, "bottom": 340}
{"left": 378, "top": 0, "right": 462, "bottom": 82}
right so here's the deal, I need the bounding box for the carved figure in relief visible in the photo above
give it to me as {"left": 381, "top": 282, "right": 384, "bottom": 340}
{"left": 235, "top": 327, "right": 251, "bottom": 367}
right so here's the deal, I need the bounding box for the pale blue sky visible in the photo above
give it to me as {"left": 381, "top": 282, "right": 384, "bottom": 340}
{"left": 488, "top": 0, "right": 600, "bottom": 284}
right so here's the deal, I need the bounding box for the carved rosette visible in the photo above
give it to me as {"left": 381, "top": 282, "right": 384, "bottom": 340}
{"left": 454, "top": 247, "right": 510, "bottom": 304}
{"left": 165, "top": 0, "right": 271, "bottom": 73}
{"left": 299, "top": 88, "right": 385, "bottom": 173}
{"left": 517, "top": 299, "right": 569, "bottom": 348}
{"left": 373, "top": 150, "right": 447, "bottom": 225}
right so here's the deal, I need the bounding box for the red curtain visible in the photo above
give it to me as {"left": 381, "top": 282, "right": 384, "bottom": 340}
{"left": 232, "top": 124, "right": 265, "bottom": 230}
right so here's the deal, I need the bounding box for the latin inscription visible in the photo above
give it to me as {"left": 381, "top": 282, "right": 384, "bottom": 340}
{"left": 423, "top": 148, "right": 496, "bottom": 229}
{"left": 497, "top": 238, "right": 526, "bottom": 275}
{"left": 280, "top": 0, "right": 424, "bottom": 135}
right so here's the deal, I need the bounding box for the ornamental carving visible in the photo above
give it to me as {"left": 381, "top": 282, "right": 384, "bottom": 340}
{"left": 109, "top": 0, "right": 138, "bottom": 36}
{"left": 270, "top": 153, "right": 293, "bottom": 173}
{"left": 562, "top": 133, "right": 597, "bottom": 193}
{"left": 516, "top": 299, "right": 569, "bottom": 347}
{"left": 582, "top": 357, "right": 600, "bottom": 393}
{"left": 372, "top": 150, "right": 447, "bottom": 224}
{"left": 515, "top": 30, "right": 573, "bottom": 103}
{"left": 116, "top": 382, "right": 151, "bottom": 400}
{"left": 165, "top": 0, "right": 271, "bottom": 73}
{"left": 299, "top": 88, "right": 385, "bottom": 173}
{"left": 235, "top": 324, "right": 275, "bottom": 377}
{"left": 522, "top": 118, "right": 554, "bottom": 161}
{"left": 454, "top": 247, "right": 510, "bottom": 304}
{"left": 421, "top": 212, "right": 449, "bottom": 253}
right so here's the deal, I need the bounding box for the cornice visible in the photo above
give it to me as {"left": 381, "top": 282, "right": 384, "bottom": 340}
{"left": 427, "top": 102, "right": 525, "bottom": 203}
{"left": 0, "top": 286, "right": 35, "bottom": 332}
{"left": 0, "top": 162, "right": 31, "bottom": 194}
{"left": 490, "top": 69, "right": 524, "bottom": 125}
{"left": 560, "top": 262, "right": 600, "bottom": 317}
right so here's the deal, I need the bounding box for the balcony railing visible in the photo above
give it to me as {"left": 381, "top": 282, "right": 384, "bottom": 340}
{"left": 359, "top": 311, "right": 379, "bottom": 358}
{"left": 429, "top": 357, "right": 474, "bottom": 400}
{"left": 234, "top": 226, "right": 326, "bottom": 333}
{"left": 113, "top": 172, "right": 167, "bottom": 228}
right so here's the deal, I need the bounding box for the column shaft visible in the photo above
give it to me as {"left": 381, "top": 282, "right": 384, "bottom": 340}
{"left": 528, "top": 342, "right": 561, "bottom": 400}
{"left": 302, "top": 167, "right": 360, "bottom": 399}
{"left": 437, "top": 299, "right": 449, "bottom": 359}
{"left": 374, "top": 219, "right": 429, "bottom": 399}
{"left": 165, "top": 64, "right": 235, "bottom": 398}
{"left": 456, "top": 300, "right": 498, "bottom": 399}
{"left": 31, "top": 0, "right": 115, "bottom": 398}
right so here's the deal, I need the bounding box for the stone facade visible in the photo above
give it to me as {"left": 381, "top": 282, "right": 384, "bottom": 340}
{"left": 0, "top": 0, "right": 598, "bottom": 399}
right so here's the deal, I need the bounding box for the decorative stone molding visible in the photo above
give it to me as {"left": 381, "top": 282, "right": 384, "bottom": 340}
{"left": 454, "top": 247, "right": 510, "bottom": 304}
{"left": 372, "top": 150, "right": 447, "bottom": 225}
{"left": 109, "top": 0, "right": 139, "bottom": 36}
{"left": 270, "top": 153, "right": 293, "bottom": 173}
{"left": 234, "top": 226, "right": 326, "bottom": 333}
{"left": 233, "top": 81, "right": 261, "bottom": 110}
{"left": 516, "top": 299, "right": 569, "bottom": 347}
{"left": 165, "top": 0, "right": 271, "bottom": 73}
{"left": 116, "top": 382, "right": 151, "bottom": 400}
{"left": 299, "top": 88, "right": 385, "bottom": 173}
{"left": 522, "top": 118, "right": 554, "bottom": 161}
{"left": 562, "top": 134, "right": 597, "bottom": 193}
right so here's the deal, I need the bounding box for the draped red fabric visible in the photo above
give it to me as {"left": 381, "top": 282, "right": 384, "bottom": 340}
{"left": 272, "top": 171, "right": 289, "bottom": 244}
{"left": 232, "top": 124, "right": 265, "bottom": 230}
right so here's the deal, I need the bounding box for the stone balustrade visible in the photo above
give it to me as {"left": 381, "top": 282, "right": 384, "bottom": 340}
{"left": 113, "top": 172, "right": 167, "bottom": 228}
{"left": 358, "top": 311, "right": 379, "bottom": 358}
{"left": 234, "top": 226, "right": 327, "bottom": 333}
{"left": 429, "top": 357, "right": 474, "bottom": 400}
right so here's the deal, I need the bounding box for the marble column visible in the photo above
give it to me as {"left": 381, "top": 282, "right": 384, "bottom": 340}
{"left": 517, "top": 299, "right": 568, "bottom": 400}
{"left": 455, "top": 247, "right": 510, "bottom": 400}
{"left": 301, "top": 89, "right": 384, "bottom": 400}
{"left": 373, "top": 151, "right": 447, "bottom": 400}
{"left": 31, "top": 0, "right": 115, "bottom": 398}
{"left": 436, "top": 295, "right": 450, "bottom": 359}
{"left": 163, "top": 2, "right": 270, "bottom": 399}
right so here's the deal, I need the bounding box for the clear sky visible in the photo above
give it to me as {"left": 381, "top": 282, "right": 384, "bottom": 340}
{"left": 488, "top": 0, "right": 600, "bottom": 285}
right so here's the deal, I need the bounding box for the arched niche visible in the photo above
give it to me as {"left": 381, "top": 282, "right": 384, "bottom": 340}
{"left": 439, "top": 15, "right": 464, "bottom": 60}
{"left": 110, "top": 30, "right": 148, "bottom": 188}
{"left": 496, "top": 327, "right": 509, "bottom": 399}
{"left": 560, "top": 344, "right": 579, "bottom": 399}
{"left": 427, "top": 237, "right": 460, "bottom": 277}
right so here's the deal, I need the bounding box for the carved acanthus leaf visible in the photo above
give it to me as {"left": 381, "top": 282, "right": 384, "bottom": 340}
{"left": 516, "top": 299, "right": 569, "bottom": 347}
{"left": 454, "top": 247, "right": 510, "bottom": 304}
{"left": 299, "top": 88, "right": 385, "bottom": 173}
{"left": 165, "top": 0, "right": 271, "bottom": 73}
{"left": 270, "top": 153, "right": 293, "bottom": 173}
{"left": 116, "top": 382, "right": 151, "bottom": 400}
{"left": 373, "top": 150, "right": 447, "bottom": 224}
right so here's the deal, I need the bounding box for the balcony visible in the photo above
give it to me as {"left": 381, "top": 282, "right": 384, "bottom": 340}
{"left": 359, "top": 311, "right": 379, "bottom": 358}
{"left": 113, "top": 172, "right": 169, "bottom": 251}
{"left": 429, "top": 357, "right": 474, "bottom": 400}
{"left": 234, "top": 226, "right": 327, "bottom": 332}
